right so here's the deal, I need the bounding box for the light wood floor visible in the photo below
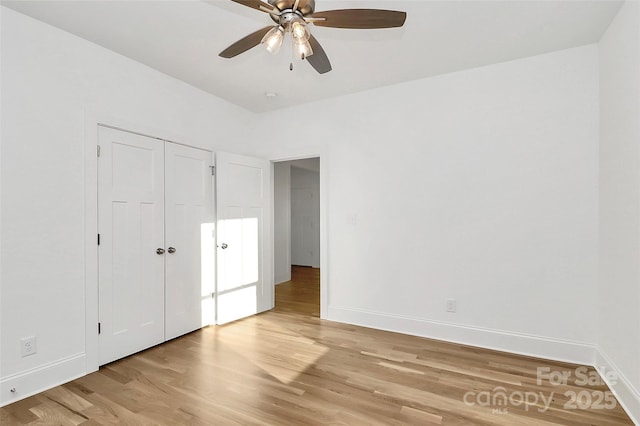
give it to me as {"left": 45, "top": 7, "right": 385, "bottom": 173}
{"left": 1, "top": 266, "right": 634, "bottom": 425}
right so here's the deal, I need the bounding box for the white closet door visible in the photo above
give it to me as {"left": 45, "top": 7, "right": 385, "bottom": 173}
{"left": 98, "top": 126, "right": 165, "bottom": 365}
{"left": 216, "top": 152, "right": 273, "bottom": 324}
{"left": 165, "top": 143, "right": 215, "bottom": 340}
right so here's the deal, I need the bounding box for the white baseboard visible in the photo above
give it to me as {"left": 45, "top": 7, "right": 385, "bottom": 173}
{"left": 0, "top": 353, "right": 86, "bottom": 407}
{"left": 327, "top": 305, "right": 596, "bottom": 365}
{"left": 596, "top": 349, "right": 640, "bottom": 425}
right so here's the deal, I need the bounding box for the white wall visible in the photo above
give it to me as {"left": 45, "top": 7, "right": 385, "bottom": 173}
{"left": 274, "top": 162, "right": 291, "bottom": 284}
{"left": 291, "top": 166, "right": 320, "bottom": 268}
{"left": 0, "top": 4, "right": 4, "bottom": 399}
{"left": 0, "top": 7, "right": 252, "bottom": 405}
{"left": 3, "top": 4, "right": 638, "bottom": 422}
{"left": 249, "top": 45, "right": 600, "bottom": 363}
{"left": 597, "top": 0, "right": 640, "bottom": 420}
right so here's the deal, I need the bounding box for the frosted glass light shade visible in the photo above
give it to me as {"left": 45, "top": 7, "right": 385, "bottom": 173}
{"left": 295, "top": 39, "right": 313, "bottom": 59}
{"left": 291, "top": 21, "right": 310, "bottom": 42}
{"left": 261, "top": 26, "right": 285, "bottom": 54}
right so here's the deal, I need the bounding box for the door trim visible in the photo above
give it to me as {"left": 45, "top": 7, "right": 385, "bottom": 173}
{"left": 83, "top": 112, "right": 212, "bottom": 374}
{"left": 270, "top": 149, "right": 328, "bottom": 320}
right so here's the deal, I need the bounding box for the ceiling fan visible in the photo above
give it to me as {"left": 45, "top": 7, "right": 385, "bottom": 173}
{"left": 219, "top": 0, "right": 407, "bottom": 74}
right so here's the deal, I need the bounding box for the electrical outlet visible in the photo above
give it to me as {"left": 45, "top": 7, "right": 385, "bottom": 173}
{"left": 20, "top": 336, "right": 37, "bottom": 357}
{"left": 446, "top": 299, "right": 457, "bottom": 313}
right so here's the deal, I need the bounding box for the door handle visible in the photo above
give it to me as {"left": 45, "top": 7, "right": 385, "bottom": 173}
{"left": 220, "top": 243, "right": 228, "bottom": 250}
{"left": 156, "top": 248, "right": 165, "bottom": 255}
{"left": 168, "top": 247, "right": 176, "bottom": 254}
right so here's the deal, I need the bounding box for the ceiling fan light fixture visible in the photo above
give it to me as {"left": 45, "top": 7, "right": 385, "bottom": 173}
{"left": 261, "top": 25, "right": 285, "bottom": 54}
{"left": 221, "top": 0, "right": 407, "bottom": 74}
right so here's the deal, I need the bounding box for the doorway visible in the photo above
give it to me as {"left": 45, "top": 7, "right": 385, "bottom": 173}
{"left": 273, "top": 158, "right": 321, "bottom": 317}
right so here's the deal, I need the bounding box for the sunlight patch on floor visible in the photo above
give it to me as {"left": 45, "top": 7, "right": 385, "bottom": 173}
{"left": 218, "top": 316, "right": 329, "bottom": 385}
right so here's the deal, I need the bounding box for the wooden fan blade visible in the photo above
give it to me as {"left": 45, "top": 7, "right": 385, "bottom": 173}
{"left": 306, "top": 35, "right": 332, "bottom": 74}
{"left": 231, "top": 0, "right": 279, "bottom": 15}
{"left": 310, "top": 9, "right": 406, "bottom": 29}
{"left": 219, "top": 26, "right": 273, "bottom": 58}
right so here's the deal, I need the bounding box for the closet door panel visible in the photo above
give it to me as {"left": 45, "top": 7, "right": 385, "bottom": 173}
{"left": 215, "top": 152, "right": 272, "bottom": 325}
{"left": 98, "top": 126, "right": 165, "bottom": 365}
{"left": 165, "top": 143, "right": 215, "bottom": 340}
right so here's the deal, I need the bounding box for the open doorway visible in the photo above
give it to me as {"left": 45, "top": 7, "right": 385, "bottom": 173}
{"left": 273, "top": 158, "right": 320, "bottom": 317}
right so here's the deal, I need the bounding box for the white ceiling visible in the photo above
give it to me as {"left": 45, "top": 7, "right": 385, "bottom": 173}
{"left": 3, "top": 0, "right": 622, "bottom": 112}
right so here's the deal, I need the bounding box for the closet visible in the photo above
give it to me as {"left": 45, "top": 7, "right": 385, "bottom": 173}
{"left": 97, "top": 126, "right": 214, "bottom": 365}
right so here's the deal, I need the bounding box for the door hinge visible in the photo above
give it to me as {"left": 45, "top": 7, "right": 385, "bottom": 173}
{"left": 97, "top": 145, "right": 101, "bottom": 157}
{"left": 210, "top": 166, "right": 215, "bottom": 176}
{"left": 97, "top": 234, "right": 100, "bottom": 245}
{"left": 98, "top": 322, "right": 101, "bottom": 334}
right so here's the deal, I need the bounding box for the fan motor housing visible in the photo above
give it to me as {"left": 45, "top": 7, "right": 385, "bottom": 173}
{"left": 269, "top": 0, "right": 315, "bottom": 21}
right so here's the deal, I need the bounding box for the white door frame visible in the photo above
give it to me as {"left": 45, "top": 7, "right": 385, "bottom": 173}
{"left": 270, "top": 149, "right": 329, "bottom": 320}
{"left": 83, "top": 112, "right": 213, "bottom": 373}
